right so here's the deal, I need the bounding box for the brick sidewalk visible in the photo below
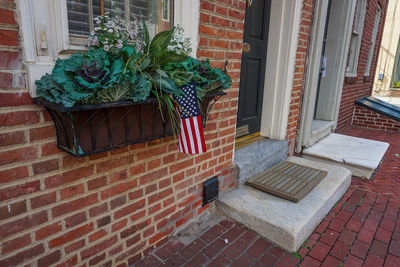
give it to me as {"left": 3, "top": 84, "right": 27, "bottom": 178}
{"left": 134, "top": 127, "right": 400, "bottom": 266}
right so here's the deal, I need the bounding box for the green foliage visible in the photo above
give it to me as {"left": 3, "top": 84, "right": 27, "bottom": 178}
{"left": 37, "top": 48, "right": 125, "bottom": 106}
{"left": 36, "top": 73, "right": 77, "bottom": 107}
{"left": 290, "top": 252, "right": 302, "bottom": 260}
{"left": 150, "top": 30, "right": 173, "bottom": 56}
{"left": 393, "top": 81, "right": 400, "bottom": 88}
{"left": 36, "top": 18, "right": 231, "bottom": 136}
{"left": 127, "top": 75, "right": 152, "bottom": 102}
{"left": 163, "top": 57, "right": 232, "bottom": 98}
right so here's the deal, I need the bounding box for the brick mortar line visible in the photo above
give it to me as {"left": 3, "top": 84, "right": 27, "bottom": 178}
{"left": 299, "top": 189, "right": 394, "bottom": 265}
{"left": 198, "top": 223, "right": 255, "bottom": 265}
{"left": 0, "top": 23, "right": 18, "bottom": 31}
{"left": 0, "top": 157, "right": 226, "bottom": 224}
{"left": 2, "top": 190, "right": 163, "bottom": 265}
{"left": 0, "top": 141, "right": 230, "bottom": 186}
{"left": 0, "top": 105, "right": 44, "bottom": 113}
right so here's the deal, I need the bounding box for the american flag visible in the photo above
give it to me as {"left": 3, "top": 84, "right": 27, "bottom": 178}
{"left": 174, "top": 82, "right": 206, "bottom": 154}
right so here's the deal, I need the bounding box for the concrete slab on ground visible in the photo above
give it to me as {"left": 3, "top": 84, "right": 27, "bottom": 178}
{"left": 303, "top": 133, "right": 389, "bottom": 179}
{"left": 217, "top": 156, "right": 351, "bottom": 252}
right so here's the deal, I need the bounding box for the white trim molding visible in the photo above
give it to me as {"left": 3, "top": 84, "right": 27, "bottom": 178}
{"left": 260, "top": 0, "right": 303, "bottom": 140}
{"left": 297, "top": 0, "right": 357, "bottom": 151}
{"left": 174, "top": 0, "right": 200, "bottom": 58}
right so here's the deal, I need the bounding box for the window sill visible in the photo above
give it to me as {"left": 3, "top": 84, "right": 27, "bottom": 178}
{"left": 345, "top": 73, "right": 357, "bottom": 78}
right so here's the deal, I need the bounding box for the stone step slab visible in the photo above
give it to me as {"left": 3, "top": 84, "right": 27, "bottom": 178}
{"left": 303, "top": 133, "right": 389, "bottom": 179}
{"left": 217, "top": 156, "right": 351, "bottom": 252}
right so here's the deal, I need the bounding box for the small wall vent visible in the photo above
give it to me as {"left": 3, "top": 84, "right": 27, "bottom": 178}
{"left": 203, "top": 176, "right": 219, "bottom": 206}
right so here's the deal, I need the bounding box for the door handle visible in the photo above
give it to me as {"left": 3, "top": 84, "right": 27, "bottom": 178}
{"left": 242, "top": 42, "right": 251, "bottom": 53}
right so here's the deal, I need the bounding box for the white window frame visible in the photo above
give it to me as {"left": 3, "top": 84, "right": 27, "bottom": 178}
{"left": 17, "top": 0, "right": 199, "bottom": 97}
{"left": 346, "top": 0, "right": 367, "bottom": 77}
{"left": 364, "top": 6, "right": 381, "bottom": 76}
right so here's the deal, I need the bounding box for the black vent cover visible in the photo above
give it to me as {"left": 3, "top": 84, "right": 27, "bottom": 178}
{"left": 203, "top": 176, "right": 219, "bottom": 206}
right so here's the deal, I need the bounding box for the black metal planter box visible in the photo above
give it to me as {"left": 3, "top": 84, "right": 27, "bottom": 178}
{"left": 33, "top": 92, "right": 226, "bottom": 157}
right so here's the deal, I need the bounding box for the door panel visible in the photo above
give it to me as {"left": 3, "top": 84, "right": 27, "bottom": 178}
{"left": 315, "top": 0, "right": 346, "bottom": 120}
{"left": 243, "top": 59, "right": 261, "bottom": 117}
{"left": 236, "top": 0, "right": 271, "bottom": 137}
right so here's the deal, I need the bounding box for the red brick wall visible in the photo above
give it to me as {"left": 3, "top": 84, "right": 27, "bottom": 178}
{"left": 0, "top": 0, "right": 243, "bottom": 266}
{"left": 337, "top": 0, "right": 388, "bottom": 130}
{"left": 287, "top": 0, "right": 315, "bottom": 153}
{"left": 352, "top": 105, "right": 400, "bottom": 133}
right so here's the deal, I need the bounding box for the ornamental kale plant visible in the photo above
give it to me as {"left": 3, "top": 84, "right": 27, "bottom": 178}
{"left": 163, "top": 57, "right": 232, "bottom": 98}
{"left": 35, "top": 14, "right": 231, "bottom": 133}
{"left": 37, "top": 48, "right": 125, "bottom": 107}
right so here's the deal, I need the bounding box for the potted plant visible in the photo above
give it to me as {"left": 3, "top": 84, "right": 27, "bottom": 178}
{"left": 33, "top": 15, "right": 231, "bottom": 157}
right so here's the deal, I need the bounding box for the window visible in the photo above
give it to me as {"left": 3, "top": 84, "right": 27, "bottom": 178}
{"left": 18, "top": 0, "right": 199, "bottom": 96}
{"left": 346, "top": 0, "right": 367, "bottom": 77}
{"left": 66, "top": 0, "right": 174, "bottom": 45}
{"left": 365, "top": 6, "right": 381, "bottom": 76}
{"left": 391, "top": 40, "right": 400, "bottom": 88}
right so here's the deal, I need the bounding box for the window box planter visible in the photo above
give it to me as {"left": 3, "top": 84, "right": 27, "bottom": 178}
{"left": 33, "top": 91, "right": 226, "bottom": 157}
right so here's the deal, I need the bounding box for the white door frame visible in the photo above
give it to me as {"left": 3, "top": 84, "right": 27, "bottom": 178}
{"left": 260, "top": 0, "right": 303, "bottom": 140}
{"left": 297, "top": 0, "right": 356, "bottom": 151}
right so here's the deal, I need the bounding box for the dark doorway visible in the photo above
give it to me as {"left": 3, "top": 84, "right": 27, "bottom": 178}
{"left": 236, "top": 0, "right": 271, "bottom": 137}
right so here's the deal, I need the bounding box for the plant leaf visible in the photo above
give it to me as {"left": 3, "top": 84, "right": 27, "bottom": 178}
{"left": 142, "top": 19, "right": 150, "bottom": 54}
{"left": 156, "top": 69, "right": 168, "bottom": 77}
{"left": 140, "top": 57, "right": 151, "bottom": 70}
{"left": 150, "top": 30, "right": 173, "bottom": 56}
{"left": 152, "top": 73, "right": 179, "bottom": 94}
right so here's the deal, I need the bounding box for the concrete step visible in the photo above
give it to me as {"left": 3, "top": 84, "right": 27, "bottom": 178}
{"left": 309, "top": 120, "right": 334, "bottom": 146}
{"left": 234, "top": 138, "right": 288, "bottom": 185}
{"left": 303, "top": 133, "right": 389, "bottom": 179}
{"left": 217, "top": 156, "right": 351, "bottom": 252}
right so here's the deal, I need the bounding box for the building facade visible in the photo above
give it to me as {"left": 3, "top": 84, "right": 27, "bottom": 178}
{"left": 0, "top": 0, "right": 387, "bottom": 266}
{"left": 372, "top": 0, "right": 400, "bottom": 96}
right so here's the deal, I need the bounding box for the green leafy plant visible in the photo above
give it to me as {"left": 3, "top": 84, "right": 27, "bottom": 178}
{"left": 290, "top": 251, "right": 302, "bottom": 260}
{"left": 36, "top": 15, "right": 231, "bottom": 135}
{"left": 36, "top": 49, "right": 125, "bottom": 107}
{"left": 393, "top": 81, "right": 400, "bottom": 88}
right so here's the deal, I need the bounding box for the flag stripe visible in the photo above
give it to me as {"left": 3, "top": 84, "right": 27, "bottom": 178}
{"left": 178, "top": 132, "right": 184, "bottom": 152}
{"left": 182, "top": 119, "right": 193, "bottom": 154}
{"left": 192, "top": 117, "right": 203, "bottom": 153}
{"left": 189, "top": 118, "right": 199, "bottom": 154}
{"left": 185, "top": 119, "right": 196, "bottom": 154}
{"left": 181, "top": 119, "right": 190, "bottom": 153}
{"left": 196, "top": 116, "right": 206, "bottom": 152}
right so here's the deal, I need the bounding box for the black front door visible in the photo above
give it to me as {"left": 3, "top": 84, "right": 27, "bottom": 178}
{"left": 236, "top": 0, "right": 271, "bottom": 137}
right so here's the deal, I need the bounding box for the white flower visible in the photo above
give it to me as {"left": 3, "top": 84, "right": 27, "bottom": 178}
{"left": 94, "top": 27, "right": 101, "bottom": 31}
{"left": 104, "top": 45, "right": 109, "bottom": 51}
{"left": 117, "top": 39, "right": 123, "bottom": 44}
{"left": 107, "top": 29, "right": 113, "bottom": 33}
{"left": 116, "top": 43, "right": 123, "bottom": 49}
{"left": 129, "top": 31, "right": 136, "bottom": 40}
